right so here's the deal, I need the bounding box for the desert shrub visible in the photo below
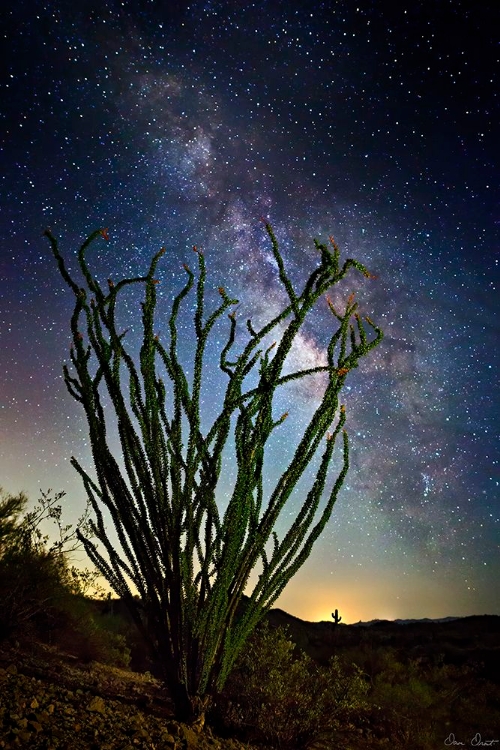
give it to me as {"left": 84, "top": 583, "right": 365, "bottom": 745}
{"left": 0, "top": 490, "right": 79, "bottom": 639}
{"left": 368, "top": 670, "right": 436, "bottom": 746}
{"left": 0, "top": 552, "right": 130, "bottom": 667}
{"left": 49, "top": 594, "right": 132, "bottom": 668}
{"left": 213, "top": 621, "right": 369, "bottom": 748}
{"left": 358, "top": 650, "right": 500, "bottom": 748}
{"left": 0, "top": 489, "right": 27, "bottom": 555}
{"left": 69, "top": 620, "right": 132, "bottom": 668}
{"left": 0, "top": 492, "right": 76, "bottom": 642}
{"left": 0, "top": 488, "right": 131, "bottom": 667}
{"left": 214, "top": 624, "right": 500, "bottom": 749}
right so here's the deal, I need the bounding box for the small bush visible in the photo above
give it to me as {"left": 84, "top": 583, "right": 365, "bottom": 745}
{"left": 0, "top": 488, "right": 78, "bottom": 642}
{"left": 51, "top": 596, "right": 132, "bottom": 668}
{"left": 0, "top": 488, "right": 131, "bottom": 668}
{"left": 0, "top": 531, "right": 74, "bottom": 642}
{"left": 214, "top": 621, "right": 369, "bottom": 748}
{"left": 340, "top": 643, "right": 500, "bottom": 748}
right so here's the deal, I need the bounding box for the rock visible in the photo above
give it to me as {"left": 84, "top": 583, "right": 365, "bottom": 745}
{"left": 87, "top": 695, "right": 106, "bottom": 714}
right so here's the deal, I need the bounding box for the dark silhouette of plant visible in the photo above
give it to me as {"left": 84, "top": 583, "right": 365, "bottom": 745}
{"left": 45, "top": 222, "right": 383, "bottom": 725}
{"left": 0, "top": 489, "right": 77, "bottom": 641}
{"left": 0, "top": 488, "right": 101, "bottom": 646}
{"left": 0, "top": 488, "right": 27, "bottom": 557}
{"left": 332, "top": 608, "right": 343, "bottom": 626}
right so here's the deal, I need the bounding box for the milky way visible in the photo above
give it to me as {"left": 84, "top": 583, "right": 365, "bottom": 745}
{"left": 1, "top": 1, "right": 498, "bottom": 622}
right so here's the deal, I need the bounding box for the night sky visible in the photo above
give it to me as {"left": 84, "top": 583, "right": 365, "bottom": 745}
{"left": 1, "top": 1, "right": 498, "bottom": 624}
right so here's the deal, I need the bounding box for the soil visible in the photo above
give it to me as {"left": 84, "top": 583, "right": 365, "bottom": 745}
{"left": 0, "top": 640, "right": 265, "bottom": 749}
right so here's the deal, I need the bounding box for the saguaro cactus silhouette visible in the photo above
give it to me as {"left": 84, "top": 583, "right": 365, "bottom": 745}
{"left": 46, "top": 223, "right": 382, "bottom": 726}
{"left": 332, "top": 608, "right": 343, "bottom": 626}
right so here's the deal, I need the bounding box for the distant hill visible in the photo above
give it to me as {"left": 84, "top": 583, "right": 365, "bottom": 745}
{"left": 261, "top": 607, "right": 500, "bottom": 682}
{"left": 350, "top": 616, "right": 462, "bottom": 626}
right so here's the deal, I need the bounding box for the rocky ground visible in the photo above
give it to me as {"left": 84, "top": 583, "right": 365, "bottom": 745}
{"left": 0, "top": 641, "right": 264, "bottom": 749}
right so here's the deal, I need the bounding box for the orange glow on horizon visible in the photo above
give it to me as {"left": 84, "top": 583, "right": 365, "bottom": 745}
{"left": 273, "top": 564, "right": 474, "bottom": 624}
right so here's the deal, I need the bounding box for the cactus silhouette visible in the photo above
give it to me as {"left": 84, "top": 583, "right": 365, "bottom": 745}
{"left": 46, "top": 223, "right": 382, "bottom": 726}
{"left": 332, "top": 608, "right": 343, "bottom": 626}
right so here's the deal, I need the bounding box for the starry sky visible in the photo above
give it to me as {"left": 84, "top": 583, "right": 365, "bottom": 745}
{"left": 1, "top": 1, "right": 498, "bottom": 624}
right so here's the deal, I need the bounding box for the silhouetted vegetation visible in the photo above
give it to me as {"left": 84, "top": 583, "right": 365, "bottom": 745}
{"left": 331, "top": 607, "right": 343, "bottom": 626}
{"left": 0, "top": 487, "right": 129, "bottom": 667}
{"left": 45, "top": 224, "right": 382, "bottom": 725}
{"left": 211, "top": 620, "right": 369, "bottom": 748}
{"left": 1, "top": 602, "right": 499, "bottom": 748}
{"left": 1, "top": 489, "right": 499, "bottom": 747}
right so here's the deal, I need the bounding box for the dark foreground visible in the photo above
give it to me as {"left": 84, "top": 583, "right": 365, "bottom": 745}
{"left": 1, "top": 611, "right": 499, "bottom": 749}
{"left": 0, "top": 640, "right": 260, "bottom": 749}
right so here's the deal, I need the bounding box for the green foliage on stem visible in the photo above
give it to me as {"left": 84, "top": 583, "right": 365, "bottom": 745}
{"left": 45, "top": 223, "right": 383, "bottom": 723}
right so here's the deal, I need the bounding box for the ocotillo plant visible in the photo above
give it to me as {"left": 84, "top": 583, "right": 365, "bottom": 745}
{"left": 45, "top": 223, "right": 382, "bottom": 726}
{"left": 332, "top": 608, "right": 343, "bottom": 626}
